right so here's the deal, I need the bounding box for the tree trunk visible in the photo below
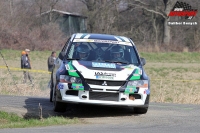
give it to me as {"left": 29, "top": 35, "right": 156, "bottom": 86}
{"left": 153, "top": 2, "right": 158, "bottom": 46}
{"left": 194, "top": 27, "right": 200, "bottom": 49}
{"left": 163, "top": 0, "right": 175, "bottom": 45}
{"left": 9, "top": 0, "right": 13, "bottom": 16}
{"left": 163, "top": 17, "right": 170, "bottom": 45}
{"left": 50, "top": 6, "right": 53, "bottom": 22}
{"left": 82, "top": 0, "right": 95, "bottom": 32}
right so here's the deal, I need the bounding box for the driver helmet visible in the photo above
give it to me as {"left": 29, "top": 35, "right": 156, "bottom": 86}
{"left": 110, "top": 46, "right": 124, "bottom": 60}
{"left": 76, "top": 44, "right": 90, "bottom": 60}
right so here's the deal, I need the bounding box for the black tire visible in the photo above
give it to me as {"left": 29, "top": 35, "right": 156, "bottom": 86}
{"left": 53, "top": 82, "right": 66, "bottom": 112}
{"left": 50, "top": 88, "right": 53, "bottom": 102}
{"left": 53, "top": 100, "right": 66, "bottom": 112}
{"left": 49, "top": 77, "right": 54, "bottom": 102}
{"left": 134, "top": 107, "right": 148, "bottom": 114}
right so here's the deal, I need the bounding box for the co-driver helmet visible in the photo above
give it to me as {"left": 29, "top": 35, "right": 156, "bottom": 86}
{"left": 76, "top": 44, "right": 90, "bottom": 60}
{"left": 110, "top": 46, "right": 124, "bottom": 60}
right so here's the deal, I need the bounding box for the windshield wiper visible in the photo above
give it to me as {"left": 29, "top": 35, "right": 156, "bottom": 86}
{"left": 104, "top": 60, "right": 129, "bottom": 64}
{"left": 66, "top": 58, "right": 80, "bottom": 60}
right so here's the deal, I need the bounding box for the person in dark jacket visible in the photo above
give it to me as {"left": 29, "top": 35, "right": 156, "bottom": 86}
{"left": 47, "top": 51, "right": 56, "bottom": 88}
{"left": 21, "top": 49, "right": 33, "bottom": 84}
{"left": 47, "top": 51, "right": 56, "bottom": 72}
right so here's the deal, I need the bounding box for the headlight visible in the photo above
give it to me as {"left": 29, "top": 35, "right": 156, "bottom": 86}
{"left": 60, "top": 75, "right": 82, "bottom": 84}
{"left": 70, "top": 77, "right": 76, "bottom": 83}
{"left": 127, "top": 80, "right": 148, "bottom": 87}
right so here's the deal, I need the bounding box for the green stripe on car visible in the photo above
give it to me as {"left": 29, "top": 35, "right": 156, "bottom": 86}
{"left": 68, "top": 62, "right": 80, "bottom": 77}
{"left": 129, "top": 68, "right": 140, "bottom": 80}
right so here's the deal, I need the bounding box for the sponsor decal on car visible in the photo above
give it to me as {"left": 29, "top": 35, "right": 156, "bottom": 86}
{"left": 94, "top": 39, "right": 120, "bottom": 44}
{"left": 96, "top": 76, "right": 114, "bottom": 80}
{"left": 95, "top": 72, "right": 116, "bottom": 79}
{"left": 121, "top": 64, "right": 135, "bottom": 69}
{"left": 58, "top": 83, "right": 64, "bottom": 90}
{"left": 145, "top": 89, "right": 150, "bottom": 94}
{"left": 73, "top": 39, "right": 132, "bottom": 45}
{"left": 133, "top": 74, "right": 140, "bottom": 76}
{"left": 92, "top": 62, "right": 116, "bottom": 69}
{"left": 65, "top": 64, "right": 70, "bottom": 70}
{"left": 94, "top": 72, "right": 116, "bottom": 77}
{"left": 71, "top": 83, "right": 84, "bottom": 90}
{"left": 124, "top": 87, "right": 137, "bottom": 94}
{"left": 69, "top": 70, "right": 76, "bottom": 72}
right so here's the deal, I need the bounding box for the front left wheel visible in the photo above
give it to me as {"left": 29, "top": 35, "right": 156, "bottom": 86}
{"left": 49, "top": 77, "right": 54, "bottom": 102}
{"left": 49, "top": 75, "right": 54, "bottom": 102}
{"left": 53, "top": 82, "right": 66, "bottom": 112}
{"left": 50, "top": 87, "right": 53, "bottom": 102}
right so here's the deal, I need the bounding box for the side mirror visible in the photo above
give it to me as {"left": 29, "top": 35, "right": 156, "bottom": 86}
{"left": 58, "top": 52, "right": 65, "bottom": 60}
{"left": 140, "top": 57, "right": 146, "bottom": 66}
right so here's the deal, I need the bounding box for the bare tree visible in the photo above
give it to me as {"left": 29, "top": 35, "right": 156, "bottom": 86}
{"left": 9, "top": 0, "right": 13, "bottom": 16}
{"left": 0, "top": 0, "right": 199, "bottom": 51}
{"left": 49, "top": 0, "right": 59, "bottom": 21}
{"left": 120, "top": 0, "right": 176, "bottom": 45}
{"left": 80, "top": 0, "right": 121, "bottom": 33}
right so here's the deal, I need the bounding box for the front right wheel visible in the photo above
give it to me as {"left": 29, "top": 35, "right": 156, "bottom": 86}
{"left": 53, "top": 82, "right": 66, "bottom": 112}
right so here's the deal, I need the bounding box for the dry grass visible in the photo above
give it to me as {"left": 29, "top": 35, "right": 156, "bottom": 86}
{"left": 0, "top": 70, "right": 50, "bottom": 97}
{"left": 146, "top": 62, "right": 200, "bottom": 104}
{"left": 0, "top": 53, "right": 50, "bottom": 97}
{"left": 150, "top": 80, "right": 200, "bottom": 104}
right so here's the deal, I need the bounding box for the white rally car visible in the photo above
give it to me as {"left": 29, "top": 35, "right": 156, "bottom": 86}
{"left": 50, "top": 33, "right": 150, "bottom": 114}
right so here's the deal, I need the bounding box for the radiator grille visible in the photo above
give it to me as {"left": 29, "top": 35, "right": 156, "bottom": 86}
{"left": 89, "top": 92, "right": 119, "bottom": 101}
{"left": 85, "top": 79, "right": 125, "bottom": 86}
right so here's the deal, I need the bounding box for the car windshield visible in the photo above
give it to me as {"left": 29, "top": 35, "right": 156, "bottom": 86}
{"left": 66, "top": 40, "right": 140, "bottom": 65}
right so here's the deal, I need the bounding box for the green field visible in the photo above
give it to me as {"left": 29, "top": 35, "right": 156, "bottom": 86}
{"left": 0, "top": 49, "right": 200, "bottom": 104}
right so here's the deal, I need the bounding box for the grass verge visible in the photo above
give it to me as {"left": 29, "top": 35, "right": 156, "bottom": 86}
{"left": 0, "top": 111, "right": 79, "bottom": 129}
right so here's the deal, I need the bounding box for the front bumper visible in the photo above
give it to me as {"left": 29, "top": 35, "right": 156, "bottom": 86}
{"left": 57, "top": 83, "right": 150, "bottom": 107}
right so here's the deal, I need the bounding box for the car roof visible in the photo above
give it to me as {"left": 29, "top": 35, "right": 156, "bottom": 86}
{"left": 73, "top": 33, "right": 131, "bottom": 43}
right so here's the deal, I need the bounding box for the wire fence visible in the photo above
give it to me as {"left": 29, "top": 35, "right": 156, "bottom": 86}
{"left": 1, "top": 50, "right": 200, "bottom": 104}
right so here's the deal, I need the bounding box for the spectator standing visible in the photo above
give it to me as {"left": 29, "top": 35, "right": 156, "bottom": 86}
{"left": 47, "top": 51, "right": 56, "bottom": 88}
{"left": 21, "top": 49, "right": 33, "bottom": 85}
{"left": 47, "top": 51, "right": 56, "bottom": 72}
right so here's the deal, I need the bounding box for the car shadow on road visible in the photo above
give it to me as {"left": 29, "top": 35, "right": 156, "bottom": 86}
{"left": 24, "top": 97, "right": 141, "bottom": 119}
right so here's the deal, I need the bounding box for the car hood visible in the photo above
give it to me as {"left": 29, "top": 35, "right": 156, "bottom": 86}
{"left": 67, "top": 60, "right": 142, "bottom": 81}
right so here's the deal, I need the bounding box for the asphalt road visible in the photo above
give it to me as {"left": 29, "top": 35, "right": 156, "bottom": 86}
{"left": 0, "top": 95, "right": 200, "bottom": 133}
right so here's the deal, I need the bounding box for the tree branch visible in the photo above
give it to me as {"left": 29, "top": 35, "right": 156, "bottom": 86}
{"left": 129, "top": 3, "right": 167, "bottom": 18}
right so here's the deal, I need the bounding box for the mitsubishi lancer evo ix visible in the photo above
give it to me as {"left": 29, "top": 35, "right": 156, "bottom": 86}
{"left": 50, "top": 33, "right": 150, "bottom": 114}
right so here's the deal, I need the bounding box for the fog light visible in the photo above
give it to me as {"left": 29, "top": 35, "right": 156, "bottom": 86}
{"left": 82, "top": 95, "right": 87, "bottom": 99}
{"left": 129, "top": 95, "right": 135, "bottom": 100}
{"left": 121, "top": 98, "right": 126, "bottom": 101}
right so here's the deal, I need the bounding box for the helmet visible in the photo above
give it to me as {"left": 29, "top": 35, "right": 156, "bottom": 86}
{"left": 21, "top": 51, "right": 26, "bottom": 55}
{"left": 76, "top": 44, "right": 90, "bottom": 60}
{"left": 110, "top": 46, "right": 124, "bottom": 60}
